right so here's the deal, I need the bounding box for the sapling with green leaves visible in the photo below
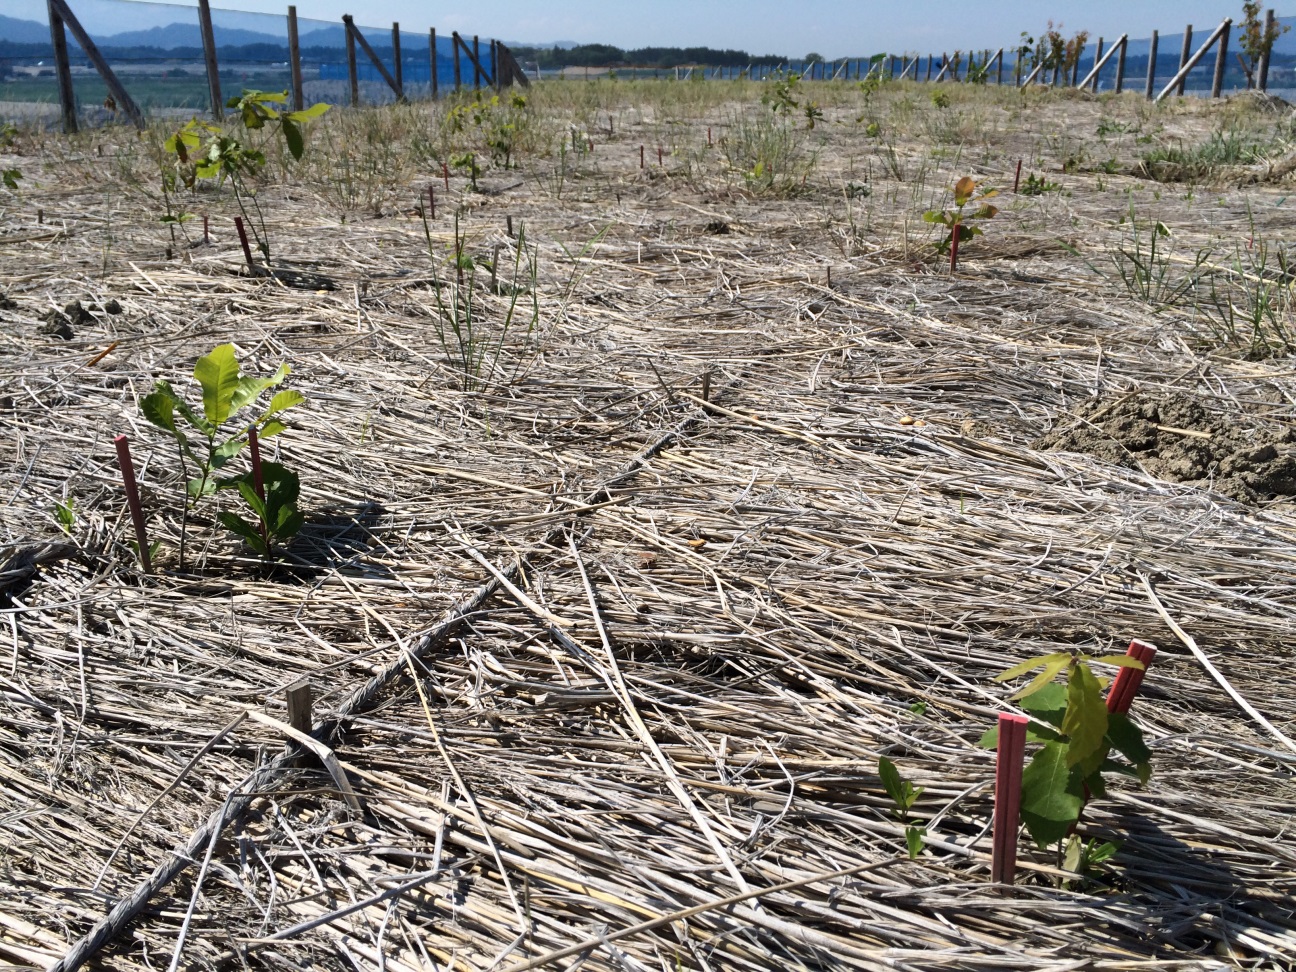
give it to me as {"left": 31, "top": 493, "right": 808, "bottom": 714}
{"left": 878, "top": 756, "right": 926, "bottom": 859}
{"left": 163, "top": 91, "right": 329, "bottom": 266}
{"left": 1, "top": 168, "right": 20, "bottom": 192}
{"left": 141, "top": 343, "right": 305, "bottom": 566}
{"left": 981, "top": 651, "right": 1150, "bottom": 859}
{"left": 924, "top": 176, "right": 999, "bottom": 271}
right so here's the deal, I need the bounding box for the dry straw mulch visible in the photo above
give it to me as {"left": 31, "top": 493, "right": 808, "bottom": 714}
{"left": 2, "top": 85, "right": 1296, "bottom": 971}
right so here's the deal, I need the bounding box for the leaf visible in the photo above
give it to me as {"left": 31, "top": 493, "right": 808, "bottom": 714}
{"left": 273, "top": 508, "right": 305, "bottom": 541}
{"left": 259, "top": 388, "right": 304, "bottom": 424}
{"left": 1105, "top": 712, "right": 1152, "bottom": 769}
{"left": 286, "top": 102, "right": 331, "bottom": 122}
{"left": 878, "top": 756, "right": 906, "bottom": 811}
{"left": 235, "top": 480, "right": 267, "bottom": 522}
{"left": 905, "top": 825, "right": 925, "bottom": 859}
{"left": 141, "top": 389, "right": 180, "bottom": 436}
{"left": 953, "top": 176, "right": 976, "bottom": 205}
{"left": 193, "top": 344, "right": 241, "bottom": 426}
{"left": 978, "top": 724, "right": 999, "bottom": 749}
{"left": 1019, "top": 683, "right": 1068, "bottom": 726}
{"left": 229, "top": 363, "right": 290, "bottom": 414}
{"left": 1062, "top": 663, "right": 1109, "bottom": 773}
{"left": 1063, "top": 834, "right": 1083, "bottom": 872}
{"left": 186, "top": 476, "right": 218, "bottom": 499}
{"left": 999, "top": 652, "right": 1072, "bottom": 701}
{"left": 1092, "top": 654, "right": 1146, "bottom": 670}
{"left": 1019, "top": 741, "right": 1085, "bottom": 849}
{"left": 218, "top": 511, "right": 268, "bottom": 554}
{"left": 1089, "top": 840, "right": 1119, "bottom": 865}
{"left": 258, "top": 419, "right": 288, "bottom": 439}
{"left": 281, "top": 117, "right": 304, "bottom": 161}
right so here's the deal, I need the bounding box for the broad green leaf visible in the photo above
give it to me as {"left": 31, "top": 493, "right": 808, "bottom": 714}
{"left": 218, "top": 511, "right": 268, "bottom": 554}
{"left": 1092, "top": 654, "right": 1146, "bottom": 670}
{"left": 996, "top": 652, "right": 1070, "bottom": 682}
{"left": 186, "top": 476, "right": 218, "bottom": 499}
{"left": 1089, "top": 840, "right": 1119, "bottom": 865}
{"left": 1020, "top": 741, "right": 1085, "bottom": 849}
{"left": 229, "top": 363, "right": 290, "bottom": 414}
{"left": 211, "top": 436, "right": 246, "bottom": 469}
{"left": 1001, "top": 652, "right": 1073, "bottom": 701}
{"left": 259, "top": 388, "right": 304, "bottom": 424}
{"left": 978, "top": 724, "right": 998, "bottom": 749}
{"left": 273, "top": 508, "right": 304, "bottom": 540}
{"left": 286, "top": 102, "right": 331, "bottom": 122}
{"left": 141, "top": 389, "right": 179, "bottom": 436}
{"left": 194, "top": 344, "right": 241, "bottom": 426}
{"left": 281, "top": 117, "right": 304, "bottom": 161}
{"left": 1019, "top": 683, "right": 1068, "bottom": 725}
{"left": 1062, "top": 664, "right": 1108, "bottom": 772}
{"left": 258, "top": 419, "right": 288, "bottom": 439}
{"left": 1063, "top": 834, "right": 1083, "bottom": 872}
{"left": 905, "top": 825, "right": 925, "bottom": 860}
{"left": 878, "top": 757, "right": 906, "bottom": 811}
{"left": 1104, "top": 712, "right": 1151, "bottom": 768}
{"left": 235, "top": 480, "right": 267, "bottom": 521}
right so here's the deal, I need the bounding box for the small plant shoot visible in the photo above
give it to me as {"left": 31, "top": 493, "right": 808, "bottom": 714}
{"left": 879, "top": 756, "right": 926, "bottom": 859}
{"left": 141, "top": 344, "right": 306, "bottom": 565}
{"left": 981, "top": 651, "right": 1150, "bottom": 851}
{"left": 924, "top": 176, "right": 999, "bottom": 270}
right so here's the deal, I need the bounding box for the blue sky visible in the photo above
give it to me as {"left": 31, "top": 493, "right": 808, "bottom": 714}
{"left": 9, "top": 0, "right": 1260, "bottom": 56}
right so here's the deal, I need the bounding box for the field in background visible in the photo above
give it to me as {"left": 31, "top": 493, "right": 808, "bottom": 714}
{"left": 2, "top": 78, "right": 1296, "bottom": 971}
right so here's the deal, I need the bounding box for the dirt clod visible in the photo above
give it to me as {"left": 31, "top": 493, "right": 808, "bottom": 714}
{"left": 0, "top": 293, "right": 16, "bottom": 311}
{"left": 62, "top": 300, "right": 94, "bottom": 326}
{"left": 1036, "top": 393, "right": 1296, "bottom": 502}
{"left": 39, "top": 311, "right": 74, "bottom": 340}
{"left": 102, "top": 298, "right": 122, "bottom": 315}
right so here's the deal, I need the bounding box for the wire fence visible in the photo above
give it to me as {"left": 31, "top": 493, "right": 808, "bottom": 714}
{"left": 2, "top": 0, "right": 1295, "bottom": 125}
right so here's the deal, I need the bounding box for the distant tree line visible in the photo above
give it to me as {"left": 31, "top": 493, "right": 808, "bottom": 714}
{"left": 509, "top": 44, "right": 787, "bottom": 69}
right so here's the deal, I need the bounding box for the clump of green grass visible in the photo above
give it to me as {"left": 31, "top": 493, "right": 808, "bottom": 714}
{"left": 721, "top": 111, "right": 813, "bottom": 195}
{"left": 1139, "top": 128, "right": 1286, "bottom": 182}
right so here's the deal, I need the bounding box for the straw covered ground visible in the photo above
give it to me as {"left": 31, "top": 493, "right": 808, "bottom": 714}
{"left": 2, "top": 78, "right": 1296, "bottom": 971}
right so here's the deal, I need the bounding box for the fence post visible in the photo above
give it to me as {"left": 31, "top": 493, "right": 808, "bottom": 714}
{"left": 1212, "top": 21, "right": 1230, "bottom": 97}
{"left": 46, "top": 0, "right": 77, "bottom": 134}
{"left": 197, "top": 0, "right": 223, "bottom": 120}
{"left": 1177, "top": 26, "right": 1193, "bottom": 96}
{"left": 997, "top": 48, "right": 1004, "bottom": 85}
{"left": 1115, "top": 36, "right": 1127, "bottom": 93}
{"left": 1090, "top": 38, "right": 1103, "bottom": 91}
{"left": 1071, "top": 41, "right": 1083, "bottom": 85}
{"left": 345, "top": 15, "right": 359, "bottom": 106}
{"left": 430, "top": 28, "right": 438, "bottom": 98}
{"left": 287, "top": 5, "right": 304, "bottom": 111}
{"left": 473, "top": 34, "right": 482, "bottom": 88}
{"left": 392, "top": 22, "right": 403, "bottom": 98}
{"left": 1259, "top": 9, "right": 1276, "bottom": 91}
{"left": 1145, "top": 30, "right": 1159, "bottom": 98}
{"left": 49, "top": 0, "right": 144, "bottom": 128}
{"left": 1156, "top": 20, "right": 1232, "bottom": 102}
{"left": 452, "top": 31, "right": 462, "bottom": 91}
{"left": 490, "top": 40, "right": 498, "bottom": 90}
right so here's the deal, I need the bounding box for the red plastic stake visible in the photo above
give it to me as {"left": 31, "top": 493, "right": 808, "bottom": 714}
{"left": 991, "top": 713, "right": 1028, "bottom": 884}
{"left": 1107, "top": 640, "right": 1158, "bottom": 715}
{"left": 588, "top": 138, "right": 594, "bottom": 152}
{"left": 114, "top": 435, "right": 152, "bottom": 573}
{"left": 658, "top": 146, "right": 663, "bottom": 166}
{"left": 203, "top": 214, "right": 209, "bottom": 245}
{"left": 233, "top": 216, "right": 255, "bottom": 273}
{"left": 1014, "top": 159, "right": 1023, "bottom": 193}
{"left": 949, "top": 230, "right": 960, "bottom": 273}
{"left": 443, "top": 161, "right": 450, "bottom": 191}
{"left": 428, "top": 185, "right": 436, "bottom": 220}
{"left": 640, "top": 144, "right": 645, "bottom": 169}
{"left": 708, "top": 126, "right": 712, "bottom": 146}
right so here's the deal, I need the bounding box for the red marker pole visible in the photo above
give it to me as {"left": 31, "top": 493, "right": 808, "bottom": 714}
{"left": 233, "top": 216, "right": 255, "bottom": 273}
{"left": 949, "top": 230, "right": 960, "bottom": 273}
{"left": 658, "top": 146, "right": 663, "bottom": 166}
{"left": 991, "top": 713, "right": 1028, "bottom": 884}
{"left": 114, "top": 435, "right": 152, "bottom": 573}
{"left": 428, "top": 185, "right": 436, "bottom": 220}
{"left": 248, "top": 426, "right": 265, "bottom": 502}
{"left": 1014, "top": 159, "right": 1023, "bottom": 193}
{"left": 443, "top": 161, "right": 450, "bottom": 191}
{"left": 640, "top": 144, "right": 645, "bottom": 168}
{"left": 707, "top": 126, "right": 712, "bottom": 146}
{"left": 1107, "top": 640, "right": 1158, "bottom": 715}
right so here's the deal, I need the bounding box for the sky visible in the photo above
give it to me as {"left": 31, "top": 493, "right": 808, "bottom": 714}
{"left": 7, "top": 0, "right": 1264, "bottom": 56}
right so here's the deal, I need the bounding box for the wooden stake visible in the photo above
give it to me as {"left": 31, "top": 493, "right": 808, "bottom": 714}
{"left": 1177, "top": 25, "right": 1194, "bottom": 97}
{"left": 991, "top": 713, "right": 1027, "bottom": 884}
{"left": 197, "top": 0, "right": 223, "bottom": 120}
{"left": 285, "top": 679, "right": 313, "bottom": 766}
{"left": 46, "top": 0, "right": 77, "bottom": 134}
{"left": 1211, "top": 21, "right": 1230, "bottom": 98}
{"left": 50, "top": 0, "right": 143, "bottom": 128}
{"left": 1145, "top": 30, "right": 1159, "bottom": 99}
{"left": 452, "top": 31, "right": 462, "bottom": 91}
{"left": 287, "top": 6, "right": 304, "bottom": 112}
{"left": 345, "top": 14, "right": 359, "bottom": 107}
{"left": 430, "top": 28, "right": 438, "bottom": 99}
{"left": 1114, "top": 36, "right": 1128, "bottom": 94}
{"left": 1259, "top": 9, "right": 1276, "bottom": 91}
{"left": 392, "top": 22, "right": 403, "bottom": 99}
{"left": 114, "top": 435, "right": 152, "bottom": 573}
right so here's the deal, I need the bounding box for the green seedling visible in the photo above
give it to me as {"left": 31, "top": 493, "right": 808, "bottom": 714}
{"left": 141, "top": 343, "right": 304, "bottom": 566}
{"left": 924, "top": 176, "right": 998, "bottom": 270}
{"left": 1062, "top": 835, "right": 1120, "bottom": 888}
{"left": 163, "top": 91, "right": 328, "bottom": 264}
{"left": 217, "top": 461, "right": 304, "bottom": 558}
{"left": 930, "top": 90, "right": 950, "bottom": 109}
{"left": 879, "top": 756, "right": 926, "bottom": 859}
{"left": 803, "top": 102, "right": 824, "bottom": 130}
{"left": 451, "top": 151, "right": 482, "bottom": 192}
{"left": 1019, "top": 173, "right": 1061, "bottom": 196}
{"left": 2, "top": 169, "right": 20, "bottom": 192}
{"left": 980, "top": 652, "right": 1150, "bottom": 852}
{"left": 54, "top": 497, "right": 75, "bottom": 535}
{"left": 1239, "top": 1, "right": 1290, "bottom": 87}
{"left": 762, "top": 72, "right": 801, "bottom": 115}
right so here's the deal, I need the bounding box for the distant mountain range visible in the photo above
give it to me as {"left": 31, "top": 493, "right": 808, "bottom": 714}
{"left": 0, "top": 14, "right": 572, "bottom": 53}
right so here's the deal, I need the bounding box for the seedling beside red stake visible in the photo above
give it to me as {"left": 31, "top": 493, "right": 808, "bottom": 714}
{"left": 233, "top": 216, "right": 256, "bottom": 273}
